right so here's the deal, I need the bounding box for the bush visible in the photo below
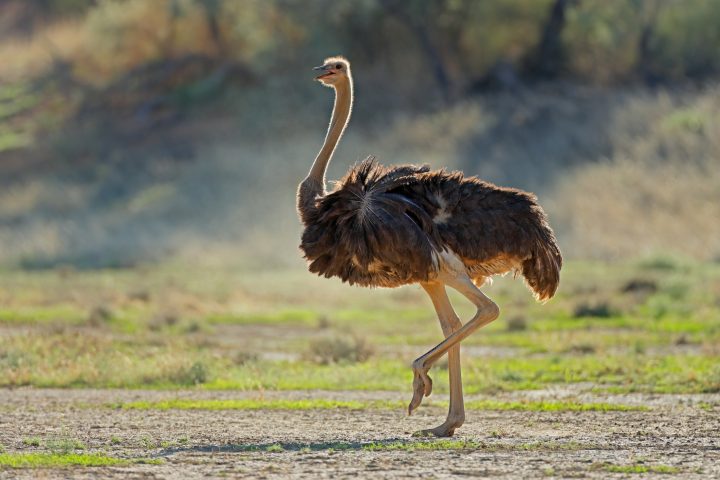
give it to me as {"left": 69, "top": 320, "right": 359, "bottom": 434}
{"left": 506, "top": 316, "right": 528, "bottom": 332}
{"left": 305, "top": 334, "right": 374, "bottom": 365}
{"left": 549, "top": 85, "right": 720, "bottom": 260}
{"left": 620, "top": 279, "right": 658, "bottom": 295}
{"left": 572, "top": 301, "right": 617, "bottom": 318}
{"left": 567, "top": 343, "right": 597, "bottom": 355}
{"left": 173, "top": 361, "right": 210, "bottom": 385}
{"left": 86, "top": 306, "right": 113, "bottom": 327}
{"left": 232, "top": 352, "right": 258, "bottom": 366}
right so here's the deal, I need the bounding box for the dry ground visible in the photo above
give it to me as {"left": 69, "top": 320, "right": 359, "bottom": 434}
{"left": 0, "top": 388, "right": 718, "bottom": 479}
{"left": 1, "top": 262, "right": 719, "bottom": 478}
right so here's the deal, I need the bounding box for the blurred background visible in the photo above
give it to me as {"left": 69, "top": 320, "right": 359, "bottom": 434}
{"left": 0, "top": 0, "right": 719, "bottom": 270}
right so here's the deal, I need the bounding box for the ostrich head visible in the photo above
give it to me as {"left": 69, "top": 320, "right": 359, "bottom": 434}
{"left": 313, "top": 56, "right": 351, "bottom": 87}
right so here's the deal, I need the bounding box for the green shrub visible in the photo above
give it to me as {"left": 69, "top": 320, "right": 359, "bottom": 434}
{"left": 305, "top": 335, "right": 374, "bottom": 365}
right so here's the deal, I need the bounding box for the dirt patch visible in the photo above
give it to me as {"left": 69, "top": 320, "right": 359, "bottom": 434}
{"left": 0, "top": 389, "right": 718, "bottom": 479}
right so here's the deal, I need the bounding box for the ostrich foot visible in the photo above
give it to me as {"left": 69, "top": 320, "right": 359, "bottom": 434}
{"left": 411, "top": 416, "right": 464, "bottom": 438}
{"left": 412, "top": 412, "right": 465, "bottom": 438}
{"left": 407, "top": 360, "right": 433, "bottom": 415}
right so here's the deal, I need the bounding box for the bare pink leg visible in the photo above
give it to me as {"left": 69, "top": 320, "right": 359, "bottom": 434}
{"left": 408, "top": 273, "right": 500, "bottom": 437}
{"left": 410, "top": 282, "right": 465, "bottom": 437}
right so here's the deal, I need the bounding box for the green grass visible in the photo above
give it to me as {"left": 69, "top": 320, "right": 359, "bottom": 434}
{"left": 0, "top": 260, "right": 718, "bottom": 394}
{"left": 0, "top": 129, "right": 33, "bottom": 152}
{"left": 0, "top": 306, "right": 86, "bottom": 325}
{"left": 0, "top": 453, "right": 128, "bottom": 468}
{"left": 697, "top": 402, "right": 716, "bottom": 411}
{"left": 22, "top": 438, "right": 41, "bottom": 447}
{"left": 3, "top": 335, "right": 717, "bottom": 392}
{"left": 464, "top": 399, "right": 647, "bottom": 412}
{"left": 602, "top": 464, "right": 680, "bottom": 474}
{"left": 45, "top": 437, "right": 86, "bottom": 454}
{"left": 202, "top": 354, "right": 719, "bottom": 394}
{"left": 2, "top": 336, "right": 718, "bottom": 393}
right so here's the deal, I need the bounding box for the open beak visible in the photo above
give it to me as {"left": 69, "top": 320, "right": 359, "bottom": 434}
{"left": 313, "top": 65, "right": 333, "bottom": 80}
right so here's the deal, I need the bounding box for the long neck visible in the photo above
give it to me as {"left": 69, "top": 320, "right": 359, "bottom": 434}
{"left": 297, "top": 78, "right": 353, "bottom": 224}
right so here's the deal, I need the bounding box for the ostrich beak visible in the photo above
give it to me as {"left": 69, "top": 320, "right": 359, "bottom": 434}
{"left": 313, "top": 65, "right": 333, "bottom": 80}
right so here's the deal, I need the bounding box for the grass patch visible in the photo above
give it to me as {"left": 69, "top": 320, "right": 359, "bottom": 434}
{"left": 0, "top": 306, "right": 86, "bottom": 325}
{"left": 202, "top": 354, "right": 720, "bottom": 394}
{"left": 464, "top": 400, "right": 647, "bottom": 412}
{"left": 22, "top": 438, "right": 41, "bottom": 447}
{"left": 45, "top": 437, "right": 86, "bottom": 454}
{"left": 600, "top": 463, "right": 680, "bottom": 474}
{"left": 697, "top": 402, "right": 716, "bottom": 411}
{"left": 0, "top": 261, "right": 719, "bottom": 393}
{"left": 4, "top": 338, "right": 718, "bottom": 393}
{"left": 0, "top": 453, "right": 128, "bottom": 468}
{"left": 0, "top": 332, "right": 220, "bottom": 388}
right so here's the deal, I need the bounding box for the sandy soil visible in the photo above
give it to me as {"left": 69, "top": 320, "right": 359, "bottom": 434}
{"left": 0, "top": 389, "right": 718, "bottom": 479}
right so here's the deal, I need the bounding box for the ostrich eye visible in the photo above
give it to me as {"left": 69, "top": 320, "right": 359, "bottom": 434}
{"left": 335, "top": 63, "right": 343, "bottom": 69}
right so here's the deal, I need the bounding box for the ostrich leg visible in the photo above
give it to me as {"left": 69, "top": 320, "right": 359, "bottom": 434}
{"left": 412, "top": 282, "right": 465, "bottom": 438}
{"left": 408, "top": 273, "right": 500, "bottom": 425}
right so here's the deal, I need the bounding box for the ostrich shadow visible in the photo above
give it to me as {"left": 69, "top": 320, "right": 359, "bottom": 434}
{"left": 156, "top": 437, "right": 439, "bottom": 457}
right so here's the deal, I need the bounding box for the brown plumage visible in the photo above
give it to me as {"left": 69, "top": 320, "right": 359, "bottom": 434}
{"left": 300, "top": 157, "right": 561, "bottom": 299}
{"left": 297, "top": 56, "right": 562, "bottom": 438}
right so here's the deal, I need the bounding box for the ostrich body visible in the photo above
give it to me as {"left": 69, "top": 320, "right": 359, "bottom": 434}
{"left": 297, "top": 57, "right": 562, "bottom": 437}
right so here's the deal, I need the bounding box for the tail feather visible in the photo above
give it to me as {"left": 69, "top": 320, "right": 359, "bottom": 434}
{"left": 521, "top": 224, "right": 562, "bottom": 302}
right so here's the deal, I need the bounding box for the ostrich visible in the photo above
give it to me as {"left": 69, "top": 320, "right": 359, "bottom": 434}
{"left": 297, "top": 56, "right": 562, "bottom": 437}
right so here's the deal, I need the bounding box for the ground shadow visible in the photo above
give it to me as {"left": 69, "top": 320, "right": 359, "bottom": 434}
{"left": 155, "top": 437, "right": 620, "bottom": 458}
{"left": 157, "top": 437, "right": 430, "bottom": 456}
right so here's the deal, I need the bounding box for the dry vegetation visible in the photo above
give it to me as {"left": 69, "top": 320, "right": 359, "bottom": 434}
{"left": 1, "top": 82, "right": 718, "bottom": 265}
{"left": 0, "top": 259, "right": 718, "bottom": 392}
{"left": 550, "top": 86, "right": 720, "bottom": 258}
{"left": 0, "top": 0, "right": 719, "bottom": 267}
